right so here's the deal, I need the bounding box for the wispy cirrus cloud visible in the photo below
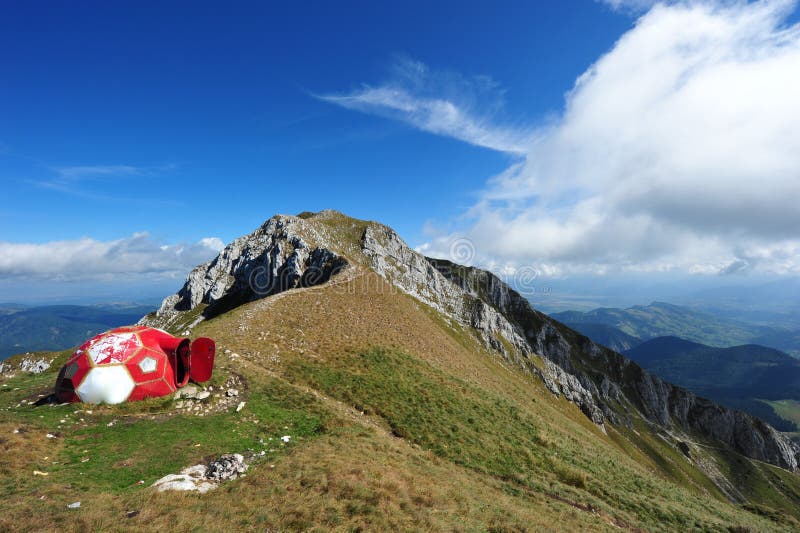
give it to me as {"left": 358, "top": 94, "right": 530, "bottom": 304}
{"left": 316, "top": 57, "right": 533, "bottom": 154}
{"left": 30, "top": 162, "right": 178, "bottom": 200}
{"left": 325, "top": 1, "right": 800, "bottom": 278}
{"left": 54, "top": 165, "right": 143, "bottom": 179}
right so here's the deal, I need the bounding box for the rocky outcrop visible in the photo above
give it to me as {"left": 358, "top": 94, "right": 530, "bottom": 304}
{"left": 362, "top": 227, "right": 531, "bottom": 359}
{"left": 536, "top": 357, "right": 605, "bottom": 424}
{"left": 206, "top": 453, "right": 249, "bottom": 481}
{"left": 151, "top": 454, "right": 248, "bottom": 493}
{"left": 141, "top": 215, "right": 348, "bottom": 331}
{"left": 0, "top": 353, "right": 54, "bottom": 377}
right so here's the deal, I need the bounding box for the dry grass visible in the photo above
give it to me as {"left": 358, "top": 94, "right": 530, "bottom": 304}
{"left": 125, "top": 429, "right": 618, "bottom": 532}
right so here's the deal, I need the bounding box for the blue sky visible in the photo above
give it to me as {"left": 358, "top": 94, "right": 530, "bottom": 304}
{"left": 2, "top": 0, "right": 800, "bottom": 304}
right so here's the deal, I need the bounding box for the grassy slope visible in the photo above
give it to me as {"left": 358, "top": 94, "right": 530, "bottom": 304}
{"left": 2, "top": 245, "right": 800, "bottom": 529}
{"left": 201, "top": 272, "right": 799, "bottom": 529}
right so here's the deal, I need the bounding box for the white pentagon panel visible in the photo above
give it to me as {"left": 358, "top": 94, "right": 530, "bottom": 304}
{"left": 138, "top": 356, "right": 158, "bottom": 374}
{"left": 76, "top": 366, "right": 135, "bottom": 404}
{"left": 86, "top": 332, "right": 141, "bottom": 365}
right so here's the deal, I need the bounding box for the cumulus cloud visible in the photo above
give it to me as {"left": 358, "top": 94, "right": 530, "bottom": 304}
{"left": 328, "top": 1, "right": 800, "bottom": 277}
{"left": 317, "top": 57, "right": 533, "bottom": 153}
{"left": 0, "top": 233, "right": 225, "bottom": 282}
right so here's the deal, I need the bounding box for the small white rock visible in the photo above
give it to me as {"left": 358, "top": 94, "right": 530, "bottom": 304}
{"left": 180, "top": 464, "right": 208, "bottom": 478}
{"left": 236, "top": 401, "right": 246, "bottom": 412}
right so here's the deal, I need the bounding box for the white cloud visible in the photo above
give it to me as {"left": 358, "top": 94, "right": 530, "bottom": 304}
{"left": 0, "top": 233, "right": 224, "bottom": 281}
{"left": 327, "top": 1, "right": 800, "bottom": 277}
{"left": 317, "top": 57, "right": 533, "bottom": 153}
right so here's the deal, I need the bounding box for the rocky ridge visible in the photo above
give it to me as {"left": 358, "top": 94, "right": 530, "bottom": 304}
{"left": 427, "top": 261, "right": 800, "bottom": 471}
{"left": 141, "top": 214, "right": 348, "bottom": 332}
{"left": 144, "top": 211, "right": 800, "bottom": 474}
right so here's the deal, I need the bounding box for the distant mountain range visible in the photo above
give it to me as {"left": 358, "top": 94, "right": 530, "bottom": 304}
{"left": 551, "top": 301, "right": 800, "bottom": 357}
{"left": 624, "top": 336, "right": 800, "bottom": 431}
{"left": 0, "top": 303, "right": 155, "bottom": 359}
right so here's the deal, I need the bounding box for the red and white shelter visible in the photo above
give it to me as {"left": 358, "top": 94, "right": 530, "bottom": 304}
{"left": 54, "top": 326, "right": 215, "bottom": 404}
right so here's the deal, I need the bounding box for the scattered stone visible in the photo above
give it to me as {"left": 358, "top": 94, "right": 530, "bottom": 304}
{"left": 33, "top": 470, "right": 48, "bottom": 476}
{"left": 236, "top": 401, "right": 246, "bottom": 412}
{"left": 152, "top": 454, "right": 248, "bottom": 493}
{"left": 224, "top": 349, "right": 231, "bottom": 355}
{"left": 181, "top": 385, "right": 200, "bottom": 399}
{"left": 125, "top": 510, "right": 140, "bottom": 518}
{"left": 175, "top": 401, "right": 186, "bottom": 409}
{"left": 67, "top": 502, "right": 81, "bottom": 509}
{"left": 206, "top": 454, "right": 248, "bottom": 481}
{"left": 195, "top": 391, "right": 211, "bottom": 400}
{"left": 226, "top": 388, "right": 239, "bottom": 397}
{"left": 281, "top": 435, "right": 291, "bottom": 443}
{"left": 152, "top": 468, "right": 215, "bottom": 494}
{"left": 46, "top": 433, "right": 56, "bottom": 439}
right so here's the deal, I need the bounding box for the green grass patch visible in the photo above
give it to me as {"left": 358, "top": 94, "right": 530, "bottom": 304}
{"left": 287, "top": 348, "right": 545, "bottom": 481}
{"left": 285, "top": 347, "right": 800, "bottom": 531}
{"left": 0, "top": 368, "right": 328, "bottom": 497}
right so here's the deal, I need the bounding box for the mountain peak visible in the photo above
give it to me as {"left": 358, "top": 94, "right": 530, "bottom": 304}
{"left": 141, "top": 211, "right": 800, "bottom": 478}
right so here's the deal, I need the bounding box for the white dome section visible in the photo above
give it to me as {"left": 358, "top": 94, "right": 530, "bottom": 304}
{"left": 75, "top": 365, "right": 135, "bottom": 404}
{"left": 138, "top": 356, "right": 158, "bottom": 374}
